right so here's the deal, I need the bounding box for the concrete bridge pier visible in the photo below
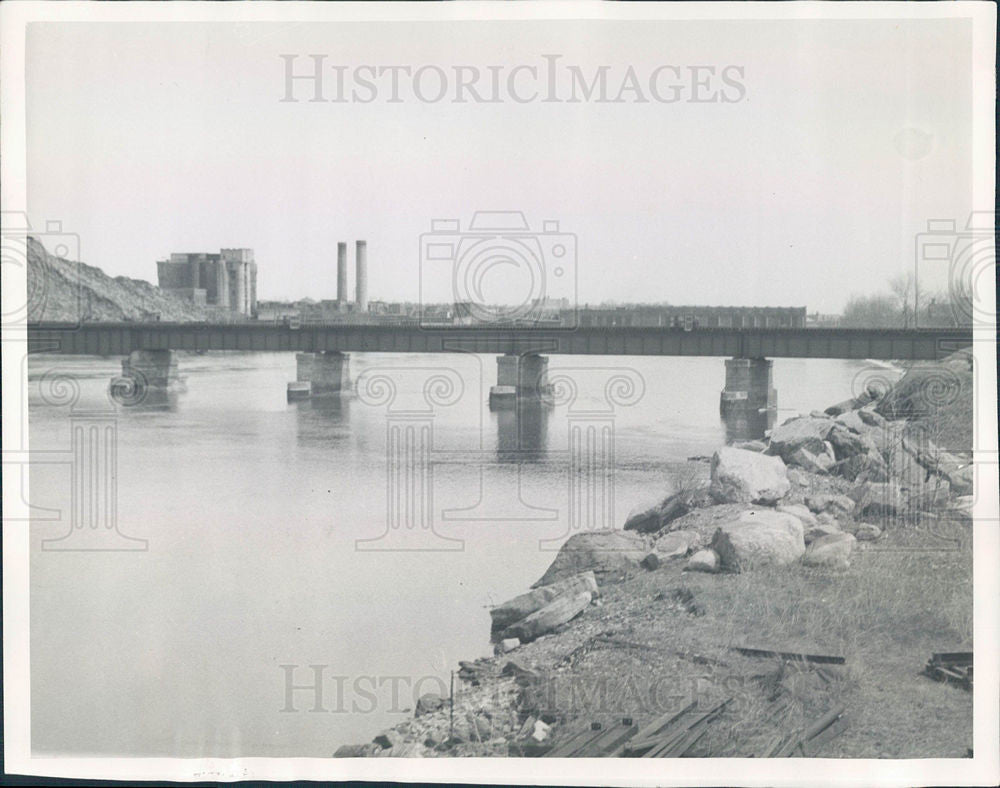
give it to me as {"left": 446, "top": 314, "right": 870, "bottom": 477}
{"left": 489, "top": 353, "right": 553, "bottom": 410}
{"left": 110, "top": 349, "right": 185, "bottom": 404}
{"left": 123, "top": 349, "right": 181, "bottom": 387}
{"left": 288, "top": 351, "right": 350, "bottom": 400}
{"left": 720, "top": 357, "right": 777, "bottom": 440}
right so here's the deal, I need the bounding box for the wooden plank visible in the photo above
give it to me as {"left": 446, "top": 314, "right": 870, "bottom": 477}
{"left": 931, "top": 651, "right": 973, "bottom": 666}
{"left": 574, "top": 723, "right": 639, "bottom": 757}
{"left": 654, "top": 698, "right": 730, "bottom": 757}
{"left": 640, "top": 700, "right": 727, "bottom": 758}
{"left": 545, "top": 726, "right": 606, "bottom": 758}
{"left": 732, "top": 646, "right": 845, "bottom": 665}
{"left": 624, "top": 700, "right": 698, "bottom": 752}
{"left": 592, "top": 723, "right": 639, "bottom": 756}
{"left": 668, "top": 722, "right": 710, "bottom": 757}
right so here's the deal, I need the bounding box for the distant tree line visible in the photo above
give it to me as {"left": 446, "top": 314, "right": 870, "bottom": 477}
{"left": 840, "top": 273, "right": 973, "bottom": 328}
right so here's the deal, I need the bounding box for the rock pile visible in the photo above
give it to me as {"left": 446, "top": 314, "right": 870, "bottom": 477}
{"left": 766, "top": 397, "right": 971, "bottom": 508}
{"left": 338, "top": 357, "right": 972, "bottom": 758}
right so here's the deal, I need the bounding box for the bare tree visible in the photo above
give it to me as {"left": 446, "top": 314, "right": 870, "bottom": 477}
{"left": 888, "top": 272, "right": 915, "bottom": 328}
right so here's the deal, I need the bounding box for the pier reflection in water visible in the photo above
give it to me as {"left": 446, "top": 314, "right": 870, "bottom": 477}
{"left": 721, "top": 407, "right": 777, "bottom": 443}
{"left": 117, "top": 387, "right": 181, "bottom": 412}
{"left": 292, "top": 395, "right": 351, "bottom": 447}
{"left": 495, "top": 399, "right": 550, "bottom": 462}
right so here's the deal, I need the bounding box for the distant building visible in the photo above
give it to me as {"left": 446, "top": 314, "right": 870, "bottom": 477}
{"left": 157, "top": 248, "right": 257, "bottom": 316}
{"left": 572, "top": 305, "right": 807, "bottom": 329}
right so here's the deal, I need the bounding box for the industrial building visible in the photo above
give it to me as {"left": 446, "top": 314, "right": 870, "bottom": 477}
{"left": 157, "top": 248, "right": 258, "bottom": 316}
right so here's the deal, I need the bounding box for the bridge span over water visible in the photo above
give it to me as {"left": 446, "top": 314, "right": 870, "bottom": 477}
{"left": 26, "top": 322, "right": 971, "bottom": 361}
{"left": 26, "top": 322, "right": 972, "bottom": 436}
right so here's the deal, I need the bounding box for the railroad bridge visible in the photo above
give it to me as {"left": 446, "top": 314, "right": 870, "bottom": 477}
{"left": 27, "top": 322, "right": 972, "bottom": 434}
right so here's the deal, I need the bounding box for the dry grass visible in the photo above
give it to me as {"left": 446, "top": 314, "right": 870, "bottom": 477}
{"left": 497, "top": 520, "right": 973, "bottom": 758}
{"left": 704, "top": 545, "right": 972, "bottom": 659}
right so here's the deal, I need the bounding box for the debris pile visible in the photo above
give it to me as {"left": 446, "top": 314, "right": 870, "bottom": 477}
{"left": 921, "top": 652, "right": 972, "bottom": 691}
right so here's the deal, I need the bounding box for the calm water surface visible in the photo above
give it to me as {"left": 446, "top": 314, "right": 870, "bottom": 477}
{"left": 28, "top": 352, "right": 891, "bottom": 756}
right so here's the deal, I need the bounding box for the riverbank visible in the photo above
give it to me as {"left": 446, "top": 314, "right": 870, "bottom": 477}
{"left": 336, "top": 353, "right": 974, "bottom": 758}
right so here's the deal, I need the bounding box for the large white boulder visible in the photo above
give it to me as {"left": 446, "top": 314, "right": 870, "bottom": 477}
{"left": 710, "top": 447, "right": 791, "bottom": 505}
{"left": 709, "top": 509, "right": 806, "bottom": 571}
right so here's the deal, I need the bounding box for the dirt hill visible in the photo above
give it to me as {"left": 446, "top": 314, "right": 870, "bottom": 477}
{"left": 26, "top": 236, "right": 211, "bottom": 322}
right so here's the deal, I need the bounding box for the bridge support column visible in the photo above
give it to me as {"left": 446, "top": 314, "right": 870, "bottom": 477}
{"left": 123, "top": 350, "right": 180, "bottom": 387}
{"left": 720, "top": 357, "right": 776, "bottom": 440}
{"left": 489, "top": 353, "right": 553, "bottom": 410}
{"left": 288, "top": 351, "right": 350, "bottom": 400}
{"left": 109, "top": 350, "right": 184, "bottom": 406}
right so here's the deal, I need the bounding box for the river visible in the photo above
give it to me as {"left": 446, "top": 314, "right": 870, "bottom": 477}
{"left": 27, "top": 352, "right": 894, "bottom": 756}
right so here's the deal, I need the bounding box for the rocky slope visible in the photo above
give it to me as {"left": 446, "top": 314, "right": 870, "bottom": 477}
{"left": 338, "top": 355, "right": 974, "bottom": 759}
{"left": 26, "top": 236, "right": 211, "bottom": 322}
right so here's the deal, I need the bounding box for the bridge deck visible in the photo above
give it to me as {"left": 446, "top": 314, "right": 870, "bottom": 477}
{"left": 25, "top": 323, "right": 972, "bottom": 360}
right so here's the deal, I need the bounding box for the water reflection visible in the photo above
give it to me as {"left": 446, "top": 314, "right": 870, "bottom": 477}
{"left": 125, "top": 388, "right": 181, "bottom": 412}
{"left": 495, "top": 399, "right": 550, "bottom": 462}
{"left": 292, "top": 395, "right": 351, "bottom": 446}
{"left": 722, "top": 408, "right": 776, "bottom": 443}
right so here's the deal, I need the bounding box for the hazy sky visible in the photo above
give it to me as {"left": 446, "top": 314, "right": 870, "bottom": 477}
{"left": 26, "top": 19, "right": 972, "bottom": 313}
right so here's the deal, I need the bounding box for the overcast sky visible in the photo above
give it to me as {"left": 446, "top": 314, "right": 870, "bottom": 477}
{"left": 26, "top": 19, "right": 972, "bottom": 313}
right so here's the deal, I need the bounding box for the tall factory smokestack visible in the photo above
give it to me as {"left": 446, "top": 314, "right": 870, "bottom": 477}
{"left": 355, "top": 240, "right": 368, "bottom": 312}
{"left": 336, "top": 242, "right": 348, "bottom": 305}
